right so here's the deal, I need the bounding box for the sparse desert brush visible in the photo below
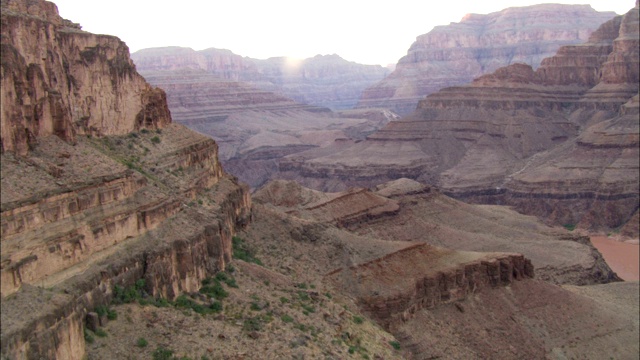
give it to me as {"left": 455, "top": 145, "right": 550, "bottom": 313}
{"left": 136, "top": 337, "right": 148, "bottom": 347}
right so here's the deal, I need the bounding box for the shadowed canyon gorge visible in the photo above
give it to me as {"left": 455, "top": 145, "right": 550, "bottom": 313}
{"left": 1, "top": 0, "right": 638, "bottom": 359}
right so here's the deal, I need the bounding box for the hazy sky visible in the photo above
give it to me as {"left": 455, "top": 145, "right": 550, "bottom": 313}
{"left": 52, "top": 0, "right": 634, "bottom": 66}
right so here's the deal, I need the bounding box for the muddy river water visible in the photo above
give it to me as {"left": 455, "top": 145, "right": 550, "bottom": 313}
{"left": 591, "top": 236, "right": 639, "bottom": 281}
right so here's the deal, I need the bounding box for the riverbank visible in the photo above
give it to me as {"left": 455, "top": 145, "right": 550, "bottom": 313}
{"left": 591, "top": 236, "right": 639, "bottom": 281}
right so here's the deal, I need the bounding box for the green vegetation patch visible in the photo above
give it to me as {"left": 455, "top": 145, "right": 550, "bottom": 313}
{"left": 232, "top": 236, "right": 263, "bottom": 265}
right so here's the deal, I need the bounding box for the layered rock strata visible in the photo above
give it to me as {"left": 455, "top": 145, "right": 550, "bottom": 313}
{"left": 281, "top": 5, "right": 639, "bottom": 233}
{"left": 132, "top": 57, "right": 397, "bottom": 189}
{"left": 0, "top": 0, "right": 170, "bottom": 155}
{"left": 255, "top": 179, "right": 618, "bottom": 285}
{"left": 325, "top": 243, "right": 534, "bottom": 331}
{"left": 252, "top": 179, "right": 633, "bottom": 358}
{"left": 0, "top": 2, "right": 251, "bottom": 359}
{"left": 357, "top": 4, "right": 617, "bottom": 115}
{"left": 132, "top": 48, "right": 390, "bottom": 110}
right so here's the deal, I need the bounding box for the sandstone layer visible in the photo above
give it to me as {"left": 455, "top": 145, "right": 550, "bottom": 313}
{"left": 132, "top": 48, "right": 390, "bottom": 110}
{"left": 0, "top": 0, "right": 170, "bottom": 155}
{"left": 281, "top": 4, "right": 639, "bottom": 234}
{"left": 132, "top": 56, "right": 398, "bottom": 189}
{"left": 0, "top": 2, "right": 250, "bottom": 359}
{"left": 357, "top": 4, "right": 617, "bottom": 115}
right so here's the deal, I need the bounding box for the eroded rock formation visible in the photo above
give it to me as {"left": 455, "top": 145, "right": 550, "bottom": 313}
{"left": 357, "top": 4, "right": 617, "bottom": 115}
{"left": 281, "top": 4, "right": 639, "bottom": 234}
{"left": 255, "top": 179, "right": 618, "bottom": 285}
{"left": 251, "top": 179, "right": 634, "bottom": 359}
{"left": 0, "top": 0, "right": 170, "bottom": 155}
{"left": 0, "top": 1, "right": 250, "bottom": 359}
{"left": 131, "top": 53, "right": 398, "bottom": 189}
{"left": 132, "top": 48, "right": 390, "bottom": 110}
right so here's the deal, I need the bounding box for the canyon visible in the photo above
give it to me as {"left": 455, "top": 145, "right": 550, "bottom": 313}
{"left": 1, "top": 1, "right": 638, "bottom": 360}
{"left": 357, "top": 4, "right": 617, "bottom": 115}
{"left": 131, "top": 50, "right": 398, "bottom": 189}
{"left": 281, "top": 3, "right": 639, "bottom": 236}
{"left": 131, "top": 47, "right": 390, "bottom": 111}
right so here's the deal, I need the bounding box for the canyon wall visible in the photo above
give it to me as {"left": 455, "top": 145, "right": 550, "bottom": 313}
{"left": 131, "top": 51, "right": 398, "bottom": 189}
{"left": 280, "top": 4, "right": 639, "bottom": 234}
{"left": 357, "top": 4, "right": 617, "bottom": 115}
{"left": 0, "top": 0, "right": 170, "bottom": 155}
{"left": 132, "top": 48, "right": 390, "bottom": 110}
{"left": 0, "top": 1, "right": 251, "bottom": 359}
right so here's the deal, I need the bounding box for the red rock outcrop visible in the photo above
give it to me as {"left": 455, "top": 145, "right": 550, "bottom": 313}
{"left": 0, "top": 1, "right": 251, "bottom": 359}
{"left": 357, "top": 4, "right": 617, "bottom": 115}
{"left": 0, "top": 0, "right": 170, "bottom": 155}
{"left": 325, "top": 243, "right": 534, "bottom": 331}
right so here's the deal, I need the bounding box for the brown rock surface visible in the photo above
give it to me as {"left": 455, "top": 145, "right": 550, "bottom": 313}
{"left": 357, "top": 4, "right": 617, "bottom": 115}
{"left": 0, "top": 2, "right": 250, "bottom": 359}
{"left": 0, "top": 0, "right": 170, "bottom": 155}
{"left": 256, "top": 179, "right": 618, "bottom": 286}
{"left": 394, "top": 279, "right": 639, "bottom": 359}
{"left": 250, "top": 179, "right": 635, "bottom": 359}
{"left": 281, "top": 5, "right": 639, "bottom": 234}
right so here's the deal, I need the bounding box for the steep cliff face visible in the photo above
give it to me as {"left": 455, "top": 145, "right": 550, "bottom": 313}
{"left": 0, "top": 1, "right": 251, "bottom": 359}
{"left": 357, "top": 4, "right": 617, "bottom": 115}
{"left": 132, "top": 47, "right": 390, "bottom": 110}
{"left": 0, "top": 0, "right": 170, "bottom": 155}
{"left": 326, "top": 244, "right": 534, "bottom": 331}
{"left": 280, "top": 4, "right": 639, "bottom": 234}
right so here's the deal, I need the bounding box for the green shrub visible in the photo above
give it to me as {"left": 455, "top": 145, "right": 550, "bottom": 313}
{"left": 301, "top": 304, "right": 315, "bottom": 314}
{"left": 95, "top": 328, "right": 108, "bottom": 337}
{"left": 107, "top": 308, "right": 117, "bottom": 320}
{"left": 152, "top": 346, "right": 174, "bottom": 360}
{"left": 352, "top": 315, "right": 364, "bottom": 324}
{"left": 231, "top": 236, "right": 262, "bottom": 265}
{"left": 297, "top": 291, "right": 310, "bottom": 301}
{"left": 95, "top": 305, "right": 108, "bottom": 317}
{"left": 199, "top": 281, "right": 228, "bottom": 299}
{"left": 112, "top": 283, "right": 143, "bottom": 304}
{"left": 281, "top": 314, "right": 294, "bottom": 323}
{"left": 389, "top": 340, "right": 401, "bottom": 350}
{"left": 84, "top": 328, "right": 95, "bottom": 344}
{"left": 243, "top": 316, "right": 263, "bottom": 332}
{"left": 215, "top": 272, "right": 228, "bottom": 282}
{"left": 175, "top": 295, "right": 195, "bottom": 309}
{"left": 151, "top": 136, "right": 161, "bottom": 144}
{"left": 563, "top": 224, "right": 576, "bottom": 231}
{"left": 209, "top": 301, "right": 223, "bottom": 312}
{"left": 225, "top": 278, "right": 238, "bottom": 288}
{"left": 136, "top": 337, "right": 148, "bottom": 348}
